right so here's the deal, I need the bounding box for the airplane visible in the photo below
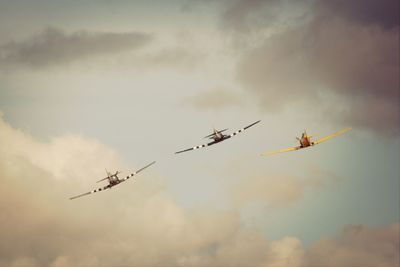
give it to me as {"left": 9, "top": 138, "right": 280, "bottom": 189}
{"left": 175, "top": 120, "right": 261, "bottom": 154}
{"left": 261, "top": 127, "right": 351, "bottom": 156}
{"left": 69, "top": 161, "right": 156, "bottom": 200}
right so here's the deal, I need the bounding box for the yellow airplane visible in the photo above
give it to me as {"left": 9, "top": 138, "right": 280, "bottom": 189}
{"left": 261, "top": 128, "right": 351, "bottom": 156}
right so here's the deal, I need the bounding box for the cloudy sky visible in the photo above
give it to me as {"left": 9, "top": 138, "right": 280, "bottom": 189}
{"left": 0, "top": 0, "right": 399, "bottom": 266}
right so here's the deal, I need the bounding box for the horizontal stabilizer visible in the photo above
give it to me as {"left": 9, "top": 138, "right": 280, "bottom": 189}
{"left": 204, "top": 128, "right": 228, "bottom": 138}
{"left": 96, "top": 177, "right": 109, "bottom": 183}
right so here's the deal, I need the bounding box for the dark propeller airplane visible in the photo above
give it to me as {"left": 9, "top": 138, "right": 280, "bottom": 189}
{"left": 175, "top": 120, "right": 261, "bottom": 154}
{"left": 69, "top": 161, "right": 156, "bottom": 200}
{"left": 261, "top": 128, "right": 351, "bottom": 156}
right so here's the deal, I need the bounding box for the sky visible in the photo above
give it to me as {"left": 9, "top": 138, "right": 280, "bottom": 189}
{"left": 0, "top": 0, "right": 399, "bottom": 266}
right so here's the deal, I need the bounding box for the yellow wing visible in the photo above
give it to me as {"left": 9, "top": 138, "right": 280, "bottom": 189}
{"left": 261, "top": 146, "right": 301, "bottom": 156}
{"left": 313, "top": 127, "right": 351, "bottom": 145}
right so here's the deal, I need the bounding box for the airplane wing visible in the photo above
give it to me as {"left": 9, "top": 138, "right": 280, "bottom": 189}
{"left": 228, "top": 120, "right": 261, "bottom": 138}
{"left": 70, "top": 184, "right": 111, "bottom": 200}
{"left": 261, "top": 146, "right": 301, "bottom": 156}
{"left": 175, "top": 140, "right": 218, "bottom": 154}
{"left": 312, "top": 128, "right": 351, "bottom": 145}
{"left": 120, "top": 161, "right": 156, "bottom": 182}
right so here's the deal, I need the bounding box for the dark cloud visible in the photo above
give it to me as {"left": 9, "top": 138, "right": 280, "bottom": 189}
{"left": 180, "top": 0, "right": 220, "bottom": 12}
{"left": 341, "top": 95, "right": 400, "bottom": 134}
{"left": 218, "top": 0, "right": 311, "bottom": 40}
{"left": 221, "top": 0, "right": 278, "bottom": 33}
{"left": 236, "top": 26, "right": 320, "bottom": 112}
{"left": 309, "top": 19, "right": 399, "bottom": 99}
{"left": 139, "top": 47, "right": 201, "bottom": 71}
{"left": 186, "top": 89, "right": 244, "bottom": 110}
{"left": 219, "top": 0, "right": 399, "bottom": 32}
{"left": 0, "top": 27, "right": 153, "bottom": 67}
{"left": 233, "top": 0, "right": 399, "bottom": 135}
{"left": 315, "top": 0, "right": 400, "bottom": 29}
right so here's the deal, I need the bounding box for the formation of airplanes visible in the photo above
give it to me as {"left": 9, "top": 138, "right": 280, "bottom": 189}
{"left": 70, "top": 121, "right": 351, "bottom": 200}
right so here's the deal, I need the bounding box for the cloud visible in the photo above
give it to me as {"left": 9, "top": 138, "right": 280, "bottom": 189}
{"left": 304, "top": 223, "right": 400, "bottom": 267}
{"left": 232, "top": 0, "right": 399, "bottom": 135}
{"left": 216, "top": 0, "right": 311, "bottom": 51}
{"left": 263, "top": 237, "right": 305, "bottom": 267}
{"left": 0, "top": 113, "right": 398, "bottom": 266}
{"left": 236, "top": 26, "right": 319, "bottom": 112}
{"left": 0, "top": 27, "right": 153, "bottom": 67}
{"left": 336, "top": 94, "right": 400, "bottom": 135}
{"left": 232, "top": 173, "right": 309, "bottom": 208}
{"left": 0, "top": 112, "right": 123, "bottom": 183}
{"left": 124, "top": 46, "right": 202, "bottom": 71}
{"left": 221, "top": 0, "right": 278, "bottom": 34}
{"left": 186, "top": 88, "right": 244, "bottom": 110}
{"left": 230, "top": 164, "right": 339, "bottom": 209}
{"left": 314, "top": 0, "right": 400, "bottom": 29}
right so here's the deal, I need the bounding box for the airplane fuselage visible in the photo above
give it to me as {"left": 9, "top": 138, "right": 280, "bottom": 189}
{"left": 211, "top": 129, "right": 226, "bottom": 142}
{"left": 213, "top": 132, "right": 226, "bottom": 142}
{"left": 300, "top": 136, "right": 312, "bottom": 148}
{"left": 109, "top": 180, "right": 120, "bottom": 186}
{"left": 108, "top": 173, "right": 122, "bottom": 186}
{"left": 215, "top": 130, "right": 223, "bottom": 139}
